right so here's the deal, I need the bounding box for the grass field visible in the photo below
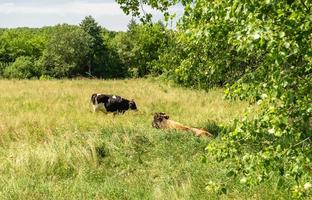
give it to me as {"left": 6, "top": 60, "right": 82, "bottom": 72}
{"left": 0, "top": 79, "right": 290, "bottom": 199}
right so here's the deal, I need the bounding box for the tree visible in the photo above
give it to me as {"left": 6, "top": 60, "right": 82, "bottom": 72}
{"left": 127, "top": 18, "right": 138, "bottom": 30}
{"left": 101, "top": 29, "right": 127, "bottom": 78}
{"left": 38, "top": 24, "right": 91, "bottom": 78}
{"left": 0, "top": 28, "right": 47, "bottom": 63}
{"left": 113, "top": 21, "right": 170, "bottom": 77}
{"left": 79, "top": 16, "right": 107, "bottom": 77}
{"left": 116, "top": 0, "right": 185, "bottom": 22}
{"left": 0, "top": 27, "right": 50, "bottom": 78}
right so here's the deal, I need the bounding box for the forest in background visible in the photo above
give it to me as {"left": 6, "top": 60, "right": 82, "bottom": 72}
{"left": 0, "top": 16, "right": 170, "bottom": 79}
{"left": 1, "top": 0, "right": 311, "bottom": 198}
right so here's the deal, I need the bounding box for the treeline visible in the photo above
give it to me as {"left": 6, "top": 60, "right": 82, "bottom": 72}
{"left": 0, "top": 15, "right": 249, "bottom": 89}
{"left": 0, "top": 16, "right": 171, "bottom": 79}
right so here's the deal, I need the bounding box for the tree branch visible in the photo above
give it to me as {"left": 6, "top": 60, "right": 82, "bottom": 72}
{"left": 300, "top": 0, "right": 310, "bottom": 12}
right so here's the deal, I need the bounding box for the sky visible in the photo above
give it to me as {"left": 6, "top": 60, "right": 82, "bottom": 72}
{"left": 0, "top": 0, "right": 183, "bottom": 31}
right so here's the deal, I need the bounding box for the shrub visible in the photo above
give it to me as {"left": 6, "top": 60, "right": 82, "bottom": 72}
{"left": 3, "top": 56, "right": 40, "bottom": 79}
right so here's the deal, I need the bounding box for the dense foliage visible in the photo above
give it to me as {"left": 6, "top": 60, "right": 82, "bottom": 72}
{"left": 117, "top": 0, "right": 311, "bottom": 197}
{"left": 0, "top": 16, "right": 168, "bottom": 79}
{"left": 38, "top": 24, "right": 91, "bottom": 78}
{"left": 112, "top": 20, "right": 170, "bottom": 77}
{"left": 4, "top": 56, "right": 40, "bottom": 79}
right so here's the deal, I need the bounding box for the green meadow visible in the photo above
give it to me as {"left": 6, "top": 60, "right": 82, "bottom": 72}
{"left": 0, "top": 79, "right": 290, "bottom": 199}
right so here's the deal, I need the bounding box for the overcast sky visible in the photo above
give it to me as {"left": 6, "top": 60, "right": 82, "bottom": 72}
{"left": 0, "top": 0, "right": 183, "bottom": 31}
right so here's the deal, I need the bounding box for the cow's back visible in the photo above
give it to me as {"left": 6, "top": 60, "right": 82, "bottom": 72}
{"left": 105, "top": 96, "right": 130, "bottom": 112}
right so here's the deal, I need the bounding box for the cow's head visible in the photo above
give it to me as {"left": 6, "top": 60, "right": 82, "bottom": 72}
{"left": 152, "top": 112, "right": 169, "bottom": 128}
{"left": 90, "top": 93, "right": 98, "bottom": 104}
{"left": 129, "top": 99, "right": 137, "bottom": 110}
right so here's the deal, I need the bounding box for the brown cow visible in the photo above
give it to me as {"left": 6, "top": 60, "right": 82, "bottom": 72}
{"left": 152, "top": 112, "right": 213, "bottom": 138}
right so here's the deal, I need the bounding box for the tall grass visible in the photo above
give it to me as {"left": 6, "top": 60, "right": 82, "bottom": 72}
{"left": 0, "top": 79, "right": 286, "bottom": 199}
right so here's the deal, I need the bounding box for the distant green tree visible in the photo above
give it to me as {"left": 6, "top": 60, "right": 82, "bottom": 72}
{"left": 0, "top": 28, "right": 47, "bottom": 63}
{"left": 0, "top": 27, "right": 49, "bottom": 78}
{"left": 113, "top": 21, "right": 170, "bottom": 77}
{"left": 127, "top": 18, "right": 138, "bottom": 30}
{"left": 38, "top": 24, "right": 90, "bottom": 78}
{"left": 101, "top": 29, "right": 127, "bottom": 78}
{"left": 150, "top": 30, "right": 185, "bottom": 78}
{"left": 80, "top": 16, "right": 107, "bottom": 77}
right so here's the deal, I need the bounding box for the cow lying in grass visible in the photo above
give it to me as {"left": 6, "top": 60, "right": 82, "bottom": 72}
{"left": 152, "top": 112, "right": 213, "bottom": 138}
{"left": 90, "top": 93, "right": 137, "bottom": 114}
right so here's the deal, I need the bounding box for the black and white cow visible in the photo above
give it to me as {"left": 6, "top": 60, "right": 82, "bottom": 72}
{"left": 90, "top": 93, "right": 137, "bottom": 113}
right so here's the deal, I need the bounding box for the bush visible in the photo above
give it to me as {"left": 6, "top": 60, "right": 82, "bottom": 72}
{"left": 0, "top": 62, "right": 10, "bottom": 77}
{"left": 39, "top": 74, "right": 53, "bottom": 80}
{"left": 3, "top": 56, "right": 40, "bottom": 79}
